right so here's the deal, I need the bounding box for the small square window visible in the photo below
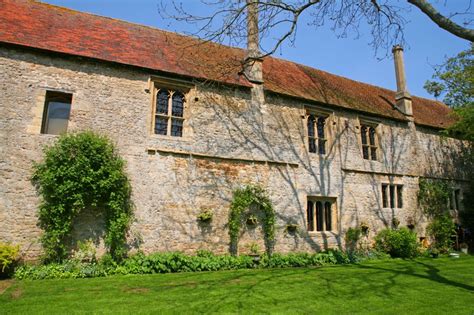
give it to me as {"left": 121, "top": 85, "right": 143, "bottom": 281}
{"left": 41, "top": 91, "right": 72, "bottom": 135}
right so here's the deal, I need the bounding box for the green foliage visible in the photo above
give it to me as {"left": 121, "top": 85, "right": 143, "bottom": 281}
{"left": 32, "top": 131, "right": 133, "bottom": 262}
{"left": 197, "top": 208, "right": 213, "bottom": 222}
{"left": 427, "top": 215, "right": 456, "bottom": 252}
{"left": 0, "top": 242, "right": 20, "bottom": 277}
{"left": 418, "top": 178, "right": 451, "bottom": 218}
{"left": 374, "top": 228, "right": 419, "bottom": 258}
{"left": 345, "top": 227, "right": 362, "bottom": 250}
{"left": 447, "top": 104, "right": 474, "bottom": 141}
{"left": 228, "top": 184, "right": 275, "bottom": 256}
{"left": 15, "top": 249, "right": 388, "bottom": 280}
{"left": 425, "top": 43, "right": 473, "bottom": 108}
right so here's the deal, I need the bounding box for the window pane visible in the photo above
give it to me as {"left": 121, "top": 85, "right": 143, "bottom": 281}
{"left": 307, "top": 200, "right": 314, "bottom": 231}
{"left": 316, "top": 201, "right": 324, "bottom": 231}
{"left": 45, "top": 102, "right": 71, "bottom": 135}
{"left": 171, "top": 118, "right": 183, "bottom": 137}
{"left": 309, "top": 138, "right": 316, "bottom": 153}
{"left": 369, "top": 127, "right": 376, "bottom": 146}
{"left": 318, "top": 139, "right": 326, "bottom": 155}
{"left": 324, "top": 202, "right": 332, "bottom": 231}
{"left": 317, "top": 116, "right": 325, "bottom": 138}
{"left": 42, "top": 92, "right": 72, "bottom": 135}
{"left": 156, "top": 90, "right": 169, "bottom": 114}
{"left": 154, "top": 116, "right": 168, "bottom": 135}
{"left": 361, "top": 126, "right": 367, "bottom": 145}
{"left": 362, "top": 146, "right": 369, "bottom": 159}
{"left": 172, "top": 92, "right": 184, "bottom": 117}
{"left": 397, "top": 185, "right": 403, "bottom": 208}
{"left": 390, "top": 185, "right": 395, "bottom": 208}
{"left": 382, "top": 184, "right": 388, "bottom": 208}
{"left": 307, "top": 115, "right": 315, "bottom": 137}
{"left": 370, "top": 147, "right": 377, "bottom": 160}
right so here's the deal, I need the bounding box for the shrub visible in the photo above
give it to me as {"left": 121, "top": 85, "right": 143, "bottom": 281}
{"left": 15, "top": 249, "right": 388, "bottom": 280}
{"left": 345, "top": 227, "right": 362, "bottom": 251}
{"left": 32, "top": 131, "right": 132, "bottom": 262}
{"left": 374, "top": 228, "right": 419, "bottom": 258}
{"left": 197, "top": 209, "right": 213, "bottom": 222}
{"left": 427, "top": 215, "right": 456, "bottom": 252}
{"left": 0, "top": 242, "right": 20, "bottom": 278}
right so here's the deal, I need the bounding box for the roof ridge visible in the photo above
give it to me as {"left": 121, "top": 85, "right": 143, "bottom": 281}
{"left": 32, "top": 0, "right": 442, "bottom": 105}
{"left": 0, "top": 0, "right": 452, "bottom": 128}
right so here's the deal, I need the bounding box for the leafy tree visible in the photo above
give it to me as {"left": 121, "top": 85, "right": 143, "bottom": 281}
{"left": 32, "top": 132, "right": 133, "bottom": 262}
{"left": 425, "top": 43, "right": 473, "bottom": 109}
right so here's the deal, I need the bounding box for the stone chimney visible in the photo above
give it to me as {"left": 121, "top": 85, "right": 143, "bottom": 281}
{"left": 244, "top": 0, "right": 263, "bottom": 84}
{"left": 392, "top": 45, "right": 412, "bottom": 116}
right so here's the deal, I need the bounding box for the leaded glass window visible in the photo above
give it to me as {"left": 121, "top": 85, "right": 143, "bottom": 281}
{"left": 360, "top": 124, "right": 377, "bottom": 160}
{"left": 154, "top": 89, "right": 185, "bottom": 137}
{"left": 307, "top": 114, "right": 327, "bottom": 154}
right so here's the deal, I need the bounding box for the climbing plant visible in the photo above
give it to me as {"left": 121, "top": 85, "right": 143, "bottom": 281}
{"left": 228, "top": 184, "right": 275, "bottom": 256}
{"left": 32, "top": 131, "right": 133, "bottom": 263}
{"left": 418, "top": 178, "right": 455, "bottom": 251}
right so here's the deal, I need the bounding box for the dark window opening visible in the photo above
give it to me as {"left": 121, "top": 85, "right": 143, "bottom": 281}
{"left": 360, "top": 124, "right": 377, "bottom": 160}
{"left": 397, "top": 185, "right": 403, "bottom": 209}
{"left": 307, "top": 198, "right": 335, "bottom": 232}
{"left": 382, "top": 184, "right": 388, "bottom": 208}
{"left": 41, "top": 91, "right": 72, "bottom": 135}
{"left": 307, "top": 200, "right": 314, "bottom": 231}
{"left": 316, "top": 201, "right": 324, "bottom": 231}
{"left": 324, "top": 202, "right": 332, "bottom": 231}
{"left": 307, "top": 114, "right": 327, "bottom": 155}
{"left": 382, "top": 184, "right": 403, "bottom": 209}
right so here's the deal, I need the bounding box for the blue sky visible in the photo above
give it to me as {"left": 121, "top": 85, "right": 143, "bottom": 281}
{"left": 42, "top": 0, "right": 471, "bottom": 100}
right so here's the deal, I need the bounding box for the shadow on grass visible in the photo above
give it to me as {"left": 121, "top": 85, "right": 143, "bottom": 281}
{"left": 356, "top": 260, "right": 474, "bottom": 292}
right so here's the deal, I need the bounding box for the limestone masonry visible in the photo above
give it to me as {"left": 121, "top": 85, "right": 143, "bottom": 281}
{"left": 0, "top": 0, "right": 469, "bottom": 259}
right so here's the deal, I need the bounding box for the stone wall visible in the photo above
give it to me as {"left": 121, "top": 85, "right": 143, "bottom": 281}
{"left": 0, "top": 46, "right": 469, "bottom": 259}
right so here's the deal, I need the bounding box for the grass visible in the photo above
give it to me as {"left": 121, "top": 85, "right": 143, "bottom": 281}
{"left": 1, "top": 256, "right": 473, "bottom": 314}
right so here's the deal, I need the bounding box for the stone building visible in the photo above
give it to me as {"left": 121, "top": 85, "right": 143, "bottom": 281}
{"left": 0, "top": 0, "right": 469, "bottom": 259}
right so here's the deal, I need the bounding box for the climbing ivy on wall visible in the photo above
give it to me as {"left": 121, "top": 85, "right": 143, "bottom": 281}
{"left": 228, "top": 184, "right": 275, "bottom": 256}
{"left": 32, "top": 131, "right": 133, "bottom": 262}
{"left": 418, "top": 178, "right": 455, "bottom": 251}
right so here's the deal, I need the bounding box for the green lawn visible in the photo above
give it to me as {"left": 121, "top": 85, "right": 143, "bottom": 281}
{"left": 1, "top": 256, "right": 473, "bottom": 314}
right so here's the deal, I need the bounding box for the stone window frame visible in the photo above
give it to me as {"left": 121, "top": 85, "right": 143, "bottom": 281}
{"left": 149, "top": 76, "right": 194, "bottom": 138}
{"left": 41, "top": 90, "right": 73, "bottom": 135}
{"left": 358, "top": 119, "right": 380, "bottom": 161}
{"left": 305, "top": 107, "right": 332, "bottom": 155}
{"left": 381, "top": 183, "right": 403, "bottom": 209}
{"left": 306, "top": 196, "right": 337, "bottom": 233}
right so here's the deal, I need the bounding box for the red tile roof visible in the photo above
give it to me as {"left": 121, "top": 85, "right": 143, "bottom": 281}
{"left": 0, "top": 0, "right": 455, "bottom": 128}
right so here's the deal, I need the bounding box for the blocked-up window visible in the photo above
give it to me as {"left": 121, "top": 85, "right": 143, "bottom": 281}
{"left": 307, "top": 198, "right": 336, "bottom": 232}
{"left": 381, "top": 184, "right": 403, "bottom": 208}
{"left": 41, "top": 91, "right": 72, "bottom": 135}
{"left": 307, "top": 114, "right": 327, "bottom": 154}
{"left": 154, "top": 89, "right": 185, "bottom": 137}
{"left": 360, "top": 124, "right": 378, "bottom": 160}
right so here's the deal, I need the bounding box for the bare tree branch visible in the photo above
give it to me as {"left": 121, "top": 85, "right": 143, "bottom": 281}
{"left": 408, "top": 0, "right": 474, "bottom": 42}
